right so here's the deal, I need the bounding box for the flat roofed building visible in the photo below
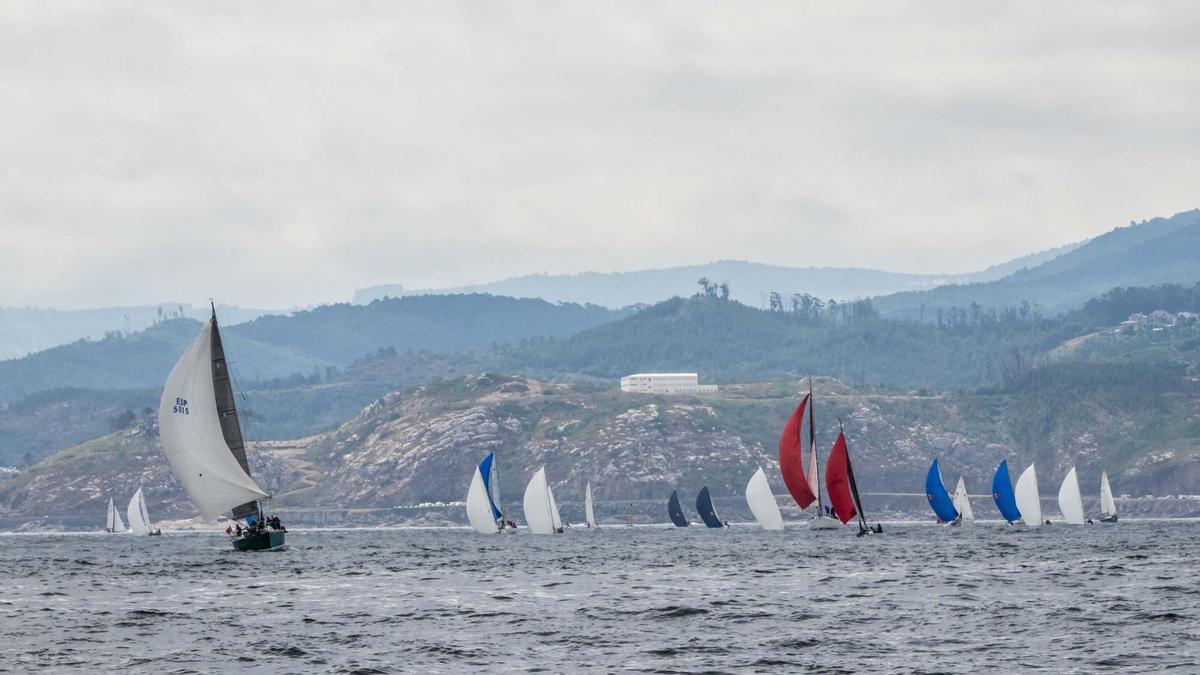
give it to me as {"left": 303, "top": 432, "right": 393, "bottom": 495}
{"left": 620, "top": 373, "right": 718, "bottom": 395}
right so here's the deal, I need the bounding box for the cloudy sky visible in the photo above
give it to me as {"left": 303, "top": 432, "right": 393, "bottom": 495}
{"left": 1, "top": 2, "right": 1197, "bottom": 308}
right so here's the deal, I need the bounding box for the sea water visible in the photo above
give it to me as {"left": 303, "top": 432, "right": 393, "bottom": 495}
{"left": 1, "top": 521, "right": 1197, "bottom": 673}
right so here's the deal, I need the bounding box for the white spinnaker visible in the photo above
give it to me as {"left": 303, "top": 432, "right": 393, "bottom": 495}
{"left": 585, "top": 482, "right": 597, "bottom": 528}
{"left": 1058, "top": 466, "right": 1085, "bottom": 525}
{"left": 953, "top": 477, "right": 974, "bottom": 522}
{"left": 158, "top": 321, "right": 268, "bottom": 520}
{"left": 127, "top": 488, "right": 151, "bottom": 536}
{"left": 522, "top": 467, "right": 556, "bottom": 535}
{"left": 466, "top": 466, "right": 498, "bottom": 534}
{"left": 548, "top": 485, "right": 563, "bottom": 530}
{"left": 745, "top": 467, "right": 784, "bottom": 530}
{"left": 1014, "top": 464, "right": 1042, "bottom": 527}
{"left": 1100, "top": 471, "right": 1117, "bottom": 517}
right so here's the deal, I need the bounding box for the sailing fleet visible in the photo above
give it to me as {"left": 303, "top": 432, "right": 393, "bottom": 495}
{"left": 925, "top": 458, "right": 1119, "bottom": 526}
{"left": 102, "top": 488, "right": 161, "bottom": 536}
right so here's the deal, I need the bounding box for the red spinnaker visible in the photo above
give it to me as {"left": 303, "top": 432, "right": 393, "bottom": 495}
{"left": 825, "top": 431, "right": 857, "bottom": 525}
{"left": 779, "top": 394, "right": 816, "bottom": 509}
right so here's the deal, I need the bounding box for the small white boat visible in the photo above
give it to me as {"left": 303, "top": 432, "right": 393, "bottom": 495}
{"left": 745, "top": 467, "right": 784, "bottom": 531}
{"left": 522, "top": 467, "right": 563, "bottom": 535}
{"left": 1014, "top": 464, "right": 1042, "bottom": 527}
{"left": 952, "top": 476, "right": 974, "bottom": 523}
{"left": 105, "top": 497, "right": 126, "bottom": 533}
{"left": 1057, "top": 466, "right": 1085, "bottom": 525}
{"left": 584, "top": 481, "right": 598, "bottom": 528}
{"left": 1099, "top": 471, "right": 1118, "bottom": 523}
{"left": 126, "top": 487, "right": 160, "bottom": 536}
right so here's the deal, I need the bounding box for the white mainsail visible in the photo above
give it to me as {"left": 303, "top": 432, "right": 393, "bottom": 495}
{"left": 522, "top": 467, "right": 561, "bottom": 535}
{"left": 745, "top": 466, "right": 784, "bottom": 530}
{"left": 1057, "top": 466, "right": 1085, "bottom": 525}
{"left": 466, "top": 466, "right": 498, "bottom": 534}
{"left": 1014, "top": 464, "right": 1042, "bottom": 527}
{"left": 106, "top": 497, "right": 126, "bottom": 532}
{"left": 806, "top": 443, "right": 820, "bottom": 505}
{"left": 952, "top": 476, "right": 974, "bottom": 522}
{"left": 584, "top": 481, "right": 597, "bottom": 528}
{"left": 158, "top": 320, "right": 268, "bottom": 520}
{"left": 126, "top": 487, "right": 152, "bottom": 536}
{"left": 1100, "top": 471, "right": 1117, "bottom": 518}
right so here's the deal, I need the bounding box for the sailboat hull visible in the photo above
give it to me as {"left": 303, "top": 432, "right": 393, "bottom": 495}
{"left": 232, "top": 530, "right": 286, "bottom": 552}
{"left": 808, "top": 516, "right": 842, "bottom": 530}
{"left": 1100, "top": 514, "right": 1118, "bottom": 523}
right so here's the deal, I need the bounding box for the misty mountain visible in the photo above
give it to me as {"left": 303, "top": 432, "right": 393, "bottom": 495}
{"left": 876, "top": 209, "right": 1200, "bottom": 317}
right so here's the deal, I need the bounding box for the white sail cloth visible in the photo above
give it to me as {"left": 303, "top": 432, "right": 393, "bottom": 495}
{"left": 158, "top": 320, "right": 268, "bottom": 520}
{"left": 1058, "top": 466, "right": 1085, "bottom": 525}
{"left": 1100, "top": 471, "right": 1117, "bottom": 518}
{"left": 522, "top": 467, "right": 562, "bottom": 535}
{"left": 126, "top": 487, "right": 152, "bottom": 536}
{"left": 953, "top": 477, "right": 974, "bottom": 522}
{"left": 585, "top": 482, "right": 597, "bottom": 528}
{"left": 106, "top": 497, "right": 126, "bottom": 532}
{"left": 465, "top": 466, "right": 498, "bottom": 534}
{"left": 1015, "top": 464, "right": 1042, "bottom": 527}
{"left": 745, "top": 467, "right": 784, "bottom": 530}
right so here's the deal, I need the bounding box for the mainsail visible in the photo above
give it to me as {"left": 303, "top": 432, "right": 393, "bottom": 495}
{"left": 1014, "top": 464, "right": 1042, "bottom": 527}
{"left": 1057, "top": 466, "right": 1085, "bottom": 525}
{"left": 745, "top": 467, "right": 784, "bottom": 530}
{"left": 779, "top": 394, "right": 816, "bottom": 509}
{"left": 925, "top": 459, "right": 959, "bottom": 523}
{"left": 695, "top": 486, "right": 724, "bottom": 528}
{"left": 126, "top": 487, "right": 152, "bottom": 536}
{"left": 158, "top": 317, "right": 268, "bottom": 521}
{"left": 991, "top": 460, "right": 1022, "bottom": 523}
{"left": 466, "top": 456, "right": 500, "bottom": 534}
{"left": 667, "top": 489, "right": 689, "bottom": 527}
{"left": 522, "top": 467, "right": 561, "bottom": 535}
{"left": 1100, "top": 471, "right": 1117, "bottom": 519}
{"left": 106, "top": 497, "right": 126, "bottom": 532}
{"left": 585, "top": 481, "right": 597, "bottom": 528}
{"left": 953, "top": 476, "right": 974, "bottom": 522}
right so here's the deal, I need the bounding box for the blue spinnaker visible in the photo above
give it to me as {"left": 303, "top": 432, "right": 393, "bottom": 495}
{"left": 667, "top": 490, "right": 689, "bottom": 527}
{"left": 695, "top": 486, "right": 724, "bottom": 528}
{"left": 992, "top": 460, "right": 1022, "bottom": 523}
{"left": 925, "top": 459, "right": 959, "bottom": 522}
{"left": 478, "top": 453, "right": 503, "bottom": 520}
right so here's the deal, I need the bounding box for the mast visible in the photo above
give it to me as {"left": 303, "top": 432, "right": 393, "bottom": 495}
{"left": 542, "top": 468, "right": 556, "bottom": 532}
{"left": 209, "top": 304, "right": 258, "bottom": 520}
{"left": 841, "top": 420, "right": 869, "bottom": 531}
{"left": 490, "top": 456, "right": 504, "bottom": 523}
{"left": 809, "top": 379, "right": 822, "bottom": 512}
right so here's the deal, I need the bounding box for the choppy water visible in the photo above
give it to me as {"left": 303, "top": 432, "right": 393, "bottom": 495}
{"left": 2, "top": 521, "right": 1198, "bottom": 673}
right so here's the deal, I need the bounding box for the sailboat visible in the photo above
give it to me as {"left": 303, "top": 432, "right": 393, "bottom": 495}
{"left": 126, "top": 487, "right": 160, "bottom": 536}
{"left": 952, "top": 476, "right": 974, "bottom": 523}
{"left": 991, "top": 460, "right": 1022, "bottom": 524}
{"left": 745, "top": 467, "right": 784, "bottom": 530}
{"left": 522, "top": 467, "right": 563, "bottom": 534}
{"left": 466, "top": 452, "right": 517, "bottom": 534}
{"left": 667, "top": 489, "right": 690, "bottom": 527}
{"left": 825, "top": 423, "right": 880, "bottom": 536}
{"left": 158, "top": 305, "right": 284, "bottom": 551}
{"left": 1014, "top": 464, "right": 1042, "bottom": 527}
{"left": 104, "top": 497, "right": 126, "bottom": 533}
{"left": 925, "top": 459, "right": 960, "bottom": 526}
{"left": 778, "top": 383, "right": 840, "bottom": 529}
{"left": 1057, "top": 466, "right": 1085, "bottom": 525}
{"left": 1099, "top": 471, "right": 1118, "bottom": 523}
{"left": 695, "top": 486, "right": 727, "bottom": 528}
{"left": 584, "top": 481, "right": 597, "bottom": 528}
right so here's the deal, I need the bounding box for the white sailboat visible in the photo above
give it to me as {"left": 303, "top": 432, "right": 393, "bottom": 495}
{"left": 1057, "top": 466, "right": 1086, "bottom": 525}
{"left": 125, "top": 487, "right": 158, "bottom": 536}
{"left": 952, "top": 476, "right": 974, "bottom": 522}
{"left": 745, "top": 466, "right": 784, "bottom": 530}
{"left": 1099, "top": 471, "right": 1118, "bottom": 523}
{"left": 159, "top": 306, "right": 282, "bottom": 551}
{"left": 465, "top": 452, "right": 515, "bottom": 534}
{"left": 1014, "top": 464, "right": 1042, "bottom": 527}
{"left": 522, "top": 467, "right": 563, "bottom": 535}
{"left": 584, "top": 481, "right": 597, "bottom": 528}
{"left": 105, "top": 497, "right": 126, "bottom": 533}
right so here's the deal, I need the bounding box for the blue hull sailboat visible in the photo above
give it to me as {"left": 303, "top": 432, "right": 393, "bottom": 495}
{"left": 925, "top": 459, "right": 960, "bottom": 525}
{"left": 991, "top": 460, "right": 1022, "bottom": 524}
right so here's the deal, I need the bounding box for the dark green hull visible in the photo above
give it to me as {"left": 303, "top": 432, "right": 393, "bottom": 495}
{"left": 232, "top": 530, "right": 286, "bottom": 552}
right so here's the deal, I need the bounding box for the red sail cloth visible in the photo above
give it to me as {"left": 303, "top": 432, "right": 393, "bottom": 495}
{"left": 825, "top": 431, "right": 857, "bottom": 525}
{"left": 778, "top": 394, "right": 816, "bottom": 509}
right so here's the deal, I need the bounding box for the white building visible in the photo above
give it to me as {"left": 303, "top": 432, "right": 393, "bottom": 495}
{"left": 620, "top": 373, "right": 718, "bottom": 395}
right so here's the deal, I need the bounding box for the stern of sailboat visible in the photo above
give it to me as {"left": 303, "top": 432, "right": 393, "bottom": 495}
{"left": 232, "top": 530, "right": 286, "bottom": 552}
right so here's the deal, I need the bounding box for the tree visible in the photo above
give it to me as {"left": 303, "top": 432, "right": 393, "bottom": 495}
{"left": 769, "top": 291, "right": 782, "bottom": 312}
{"left": 718, "top": 282, "right": 730, "bottom": 301}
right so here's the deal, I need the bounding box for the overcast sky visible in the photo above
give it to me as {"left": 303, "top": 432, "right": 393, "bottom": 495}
{"left": 1, "top": 2, "right": 1197, "bottom": 308}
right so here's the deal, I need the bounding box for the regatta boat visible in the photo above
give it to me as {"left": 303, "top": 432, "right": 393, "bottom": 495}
{"left": 991, "top": 460, "right": 1022, "bottom": 524}
{"left": 952, "top": 476, "right": 974, "bottom": 523}
{"left": 1014, "top": 464, "right": 1042, "bottom": 527}
{"left": 158, "top": 306, "right": 283, "bottom": 552}
{"left": 1099, "top": 471, "right": 1118, "bottom": 523}
{"left": 466, "top": 452, "right": 516, "bottom": 534}
{"left": 584, "top": 481, "right": 597, "bottom": 528}
{"left": 104, "top": 497, "right": 126, "bottom": 533}
{"left": 1057, "top": 466, "right": 1085, "bottom": 525}
{"left": 522, "top": 467, "right": 563, "bottom": 534}
{"left": 925, "top": 459, "right": 960, "bottom": 525}
{"left": 778, "top": 383, "right": 840, "bottom": 529}
{"left": 825, "top": 424, "right": 879, "bottom": 535}
{"left": 667, "top": 489, "right": 690, "bottom": 527}
{"left": 744, "top": 467, "right": 784, "bottom": 530}
{"left": 126, "top": 487, "right": 160, "bottom": 536}
{"left": 695, "top": 486, "right": 726, "bottom": 528}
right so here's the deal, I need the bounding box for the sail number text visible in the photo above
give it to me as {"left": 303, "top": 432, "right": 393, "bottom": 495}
{"left": 173, "top": 397, "right": 190, "bottom": 415}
